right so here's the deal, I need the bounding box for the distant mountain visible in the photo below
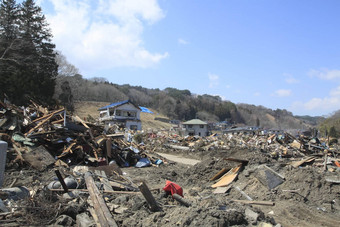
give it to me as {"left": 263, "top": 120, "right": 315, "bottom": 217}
{"left": 55, "top": 75, "right": 321, "bottom": 130}
{"left": 237, "top": 103, "right": 324, "bottom": 130}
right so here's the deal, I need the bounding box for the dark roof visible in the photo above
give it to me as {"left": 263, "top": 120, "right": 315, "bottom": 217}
{"left": 98, "top": 100, "right": 140, "bottom": 111}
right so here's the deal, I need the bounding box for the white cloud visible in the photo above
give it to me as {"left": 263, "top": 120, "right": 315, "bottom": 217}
{"left": 283, "top": 73, "right": 299, "bottom": 84}
{"left": 273, "top": 89, "right": 292, "bottom": 97}
{"left": 208, "top": 73, "right": 219, "bottom": 88}
{"left": 291, "top": 85, "right": 340, "bottom": 115}
{"left": 43, "top": 0, "right": 168, "bottom": 72}
{"left": 178, "top": 38, "right": 189, "bottom": 45}
{"left": 308, "top": 68, "right": 340, "bottom": 80}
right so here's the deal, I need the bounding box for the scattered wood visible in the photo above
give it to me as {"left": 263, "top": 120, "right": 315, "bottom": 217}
{"left": 85, "top": 172, "right": 118, "bottom": 227}
{"left": 138, "top": 182, "right": 161, "bottom": 212}
{"left": 96, "top": 170, "right": 113, "bottom": 192}
{"left": 290, "top": 157, "right": 315, "bottom": 168}
{"left": 55, "top": 170, "right": 68, "bottom": 193}
{"left": 232, "top": 200, "right": 275, "bottom": 206}
{"left": 211, "top": 164, "right": 242, "bottom": 188}
{"left": 210, "top": 168, "right": 230, "bottom": 181}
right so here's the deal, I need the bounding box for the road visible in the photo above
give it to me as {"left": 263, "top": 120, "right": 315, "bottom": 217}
{"left": 157, "top": 152, "right": 201, "bottom": 166}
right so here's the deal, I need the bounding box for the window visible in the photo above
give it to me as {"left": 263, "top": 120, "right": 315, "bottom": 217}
{"left": 188, "top": 125, "right": 193, "bottom": 128}
{"left": 200, "top": 125, "right": 204, "bottom": 128}
{"left": 130, "top": 125, "right": 138, "bottom": 130}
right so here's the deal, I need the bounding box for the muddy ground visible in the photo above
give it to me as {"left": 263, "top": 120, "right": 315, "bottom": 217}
{"left": 2, "top": 144, "right": 340, "bottom": 227}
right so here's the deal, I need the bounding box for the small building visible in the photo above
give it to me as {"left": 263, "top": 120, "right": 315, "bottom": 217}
{"left": 182, "top": 119, "right": 209, "bottom": 137}
{"left": 98, "top": 100, "right": 142, "bottom": 131}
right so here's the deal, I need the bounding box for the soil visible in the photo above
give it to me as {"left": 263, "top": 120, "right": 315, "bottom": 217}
{"left": 2, "top": 144, "right": 339, "bottom": 227}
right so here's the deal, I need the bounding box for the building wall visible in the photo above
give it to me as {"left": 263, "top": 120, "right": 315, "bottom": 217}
{"left": 184, "top": 124, "right": 208, "bottom": 136}
{"left": 126, "top": 120, "right": 142, "bottom": 131}
{"left": 114, "top": 103, "right": 140, "bottom": 120}
{"left": 99, "top": 102, "right": 142, "bottom": 131}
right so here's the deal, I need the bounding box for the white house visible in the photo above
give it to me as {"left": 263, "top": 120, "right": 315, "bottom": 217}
{"left": 98, "top": 100, "right": 142, "bottom": 130}
{"left": 182, "top": 119, "right": 209, "bottom": 137}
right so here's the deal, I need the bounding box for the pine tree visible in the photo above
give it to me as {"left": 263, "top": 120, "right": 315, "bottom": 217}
{"left": 0, "top": 0, "right": 57, "bottom": 105}
{"left": 0, "top": 0, "right": 21, "bottom": 101}
{"left": 18, "top": 0, "right": 57, "bottom": 104}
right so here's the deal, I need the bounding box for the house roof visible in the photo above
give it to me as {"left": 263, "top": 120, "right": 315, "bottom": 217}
{"left": 98, "top": 100, "right": 140, "bottom": 111}
{"left": 182, "top": 119, "right": 207, "bottom": 125}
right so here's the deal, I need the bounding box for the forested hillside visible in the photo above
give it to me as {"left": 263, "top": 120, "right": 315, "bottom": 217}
{"left": 54, "top": 74, "right": 322, "bottom": 130}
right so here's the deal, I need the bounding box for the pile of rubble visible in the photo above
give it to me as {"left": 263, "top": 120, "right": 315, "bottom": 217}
{"left": 0, "top": 101, "right": 339, "bottom": 226}
{"left": 0, "top": 101, "right": 163, "bottom": 170}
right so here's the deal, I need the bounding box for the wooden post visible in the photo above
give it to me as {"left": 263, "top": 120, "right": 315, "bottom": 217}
{"left": 106, "top": 138, "right": 112, "bottom": 158}
{"left": 55, "top": 170, "right": 68, "bottom": 193}
{"left": 85, "top": 172, "right": 118, "bottom": 227}
{"left": 138, "top": 182, "right": 161, "bottom": 212}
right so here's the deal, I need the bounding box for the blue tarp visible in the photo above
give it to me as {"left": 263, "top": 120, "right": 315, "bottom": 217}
{"left": 135, "top": 158, "right": 151, "bottom": 168}
{"left": 139, "top": 106, "right": 154, "bottom": 114}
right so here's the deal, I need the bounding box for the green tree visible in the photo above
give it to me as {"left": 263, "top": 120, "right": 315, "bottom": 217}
{"left": 0, "top": 0, "right": 57, "bottom": 105}
{"left": 0, "top": 0, "right": 20, "bottom": 101}
{"left": 329, "top": 126, "right": 338, "bottom": 138}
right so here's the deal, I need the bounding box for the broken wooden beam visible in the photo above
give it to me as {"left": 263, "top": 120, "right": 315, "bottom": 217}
{"left": 232, "top": 199, "right": 275, "bottom": 206}
{"left": 85, "top": 172, "right": 118, "bottom": 227}
{"left": 55, "top": 170, "right": 68, "bottom": 193}
{"left": 210, "top": 168, "right": 230, "bottom": 181}
{"left": 138, "top": 182, "right": 161, "bottom": 212}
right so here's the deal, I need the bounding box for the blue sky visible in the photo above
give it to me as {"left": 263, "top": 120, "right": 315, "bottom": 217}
{"left": 37, "top": 0, "right": 340, "bottom": 116}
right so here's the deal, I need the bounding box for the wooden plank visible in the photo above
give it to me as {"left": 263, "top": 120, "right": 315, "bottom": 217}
{"left": 290, "top": 157, "right": 315, "bottom": 168}
{"left": 74, "top": 115, "right": 90, "bottom": 128}
{"left": 85, "top": 172, "right": 118, "bottom": 227}
{"left": 48, "top": 188, "right": 139, "bottom": 194}
{"left": 213, "top": 185, "right": 232, "bottom": 194}
{"left": 31, "top": 108, "right": 65, "bottom": 124}
{"left": 96, "top": 170, "right": 113, "bottom": 192}
{"left": 106, "top": 138, "right": 112, "bottom": 158}
{"left": 211, "top": 164, "right": 242, "bottom": 188}
{"left": 88, "top": 207, "right": 101, "bottom": 227}
{"left": 138, "top": 182, "right": 161, "bottom": 212}
{"left": 210, "top": 168, "right": 229, "bottom": 181}
{"left": 55, "top": 170, "right": 68, "bottom": 192}
{"left": 57, "top": 142, "right": 77, "bottom": 158}
{"left": 25, "top": 114, "right": 53, "bottom": 136}
{"left": 232, "top": 199, "right": 275, "bottom": 206}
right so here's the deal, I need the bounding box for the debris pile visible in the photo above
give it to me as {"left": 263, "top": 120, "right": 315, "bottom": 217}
{"left": 0, "top": 101, "right": 339, "bottom": 226}
{"left": 0, "top": 101, "right": 163, "bottom": 170}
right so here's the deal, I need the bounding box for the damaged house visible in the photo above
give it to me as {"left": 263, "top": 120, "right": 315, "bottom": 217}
{"left": 98, "top": 100, "right": 142, "bottom": 130}
{"left": 182, "top": 119, "right": 209, "bottom": 136}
